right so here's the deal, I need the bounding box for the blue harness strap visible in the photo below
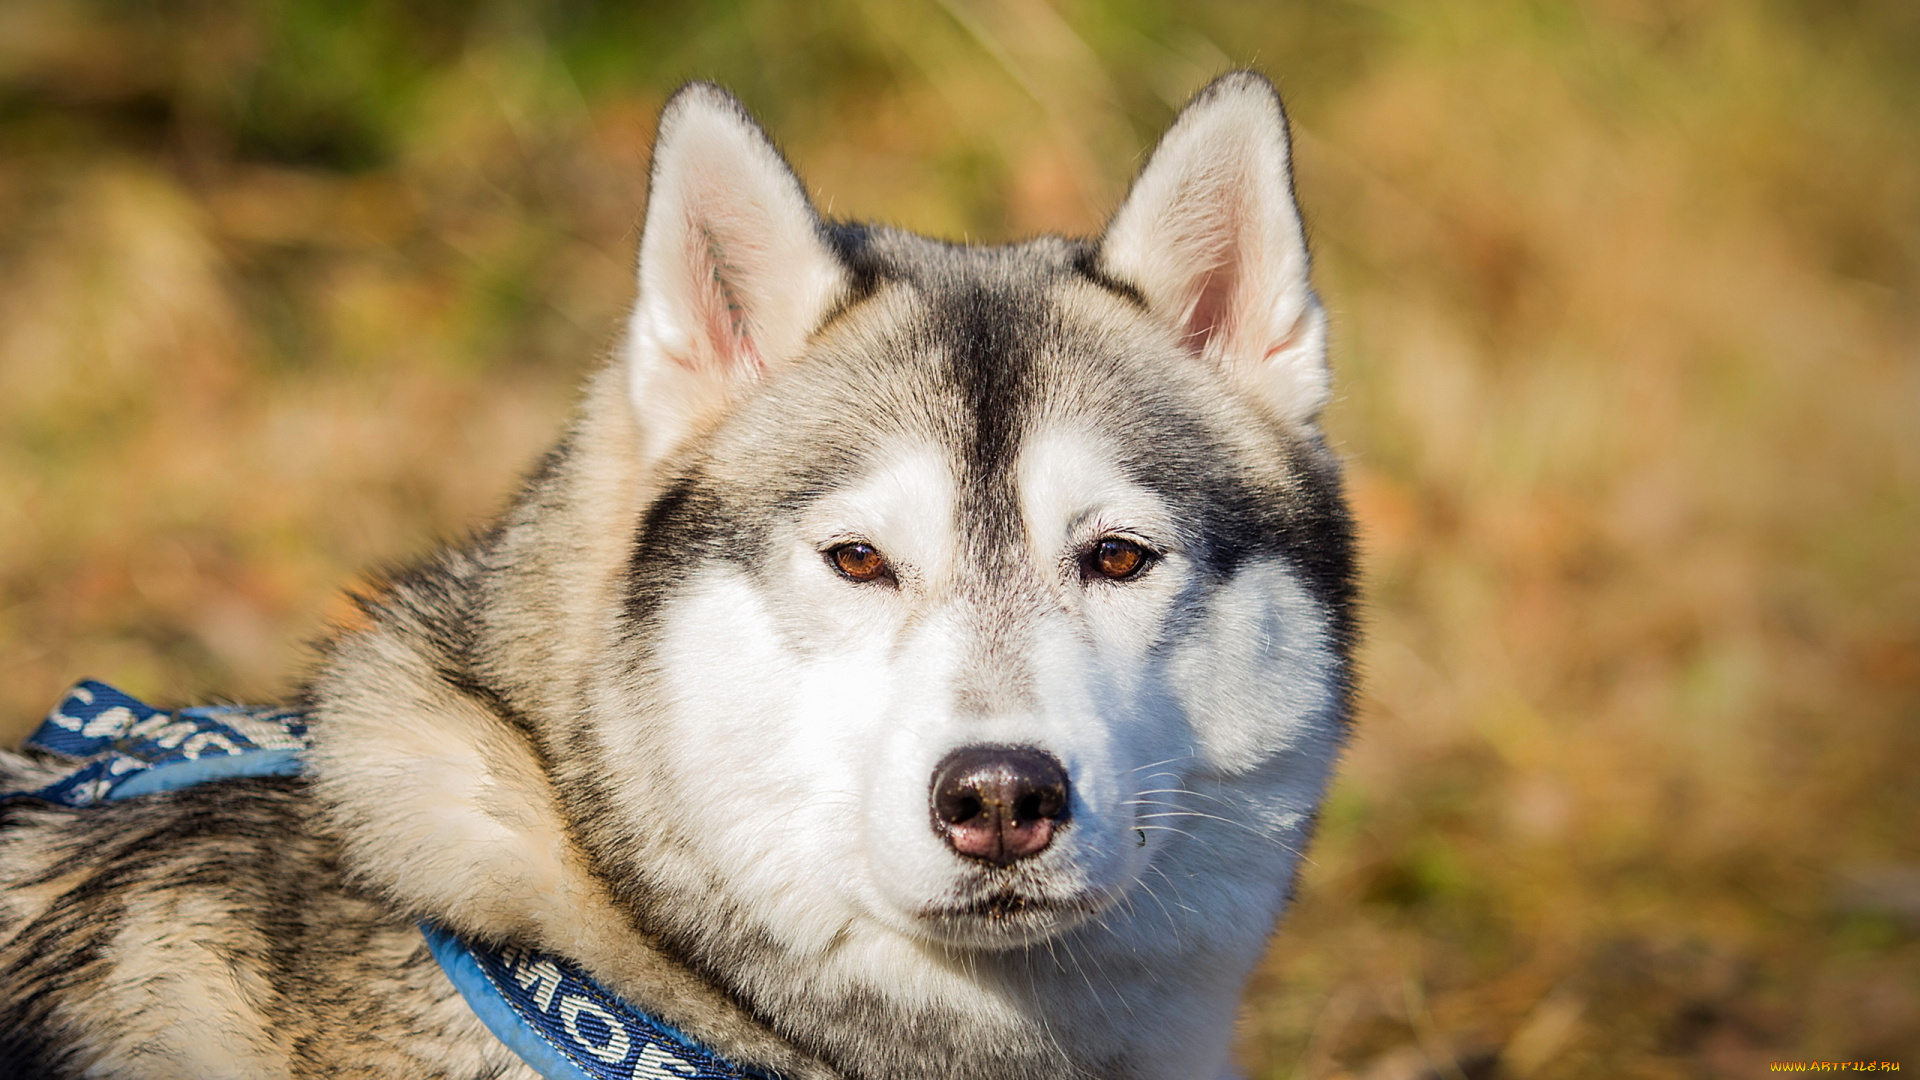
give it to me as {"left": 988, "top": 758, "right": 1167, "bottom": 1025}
{"left": 4, "top": 681, "right": 779, "bottom": 1080}
{"left": 8, "top": 680, "right": 306, "bottom": 806}
{"left": 423, "top": 924, "right": 773, "bottom": 1080}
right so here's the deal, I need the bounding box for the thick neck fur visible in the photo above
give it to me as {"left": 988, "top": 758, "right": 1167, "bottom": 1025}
{"left": 303, "top": 363, "right": 1306, "bottom": 1080}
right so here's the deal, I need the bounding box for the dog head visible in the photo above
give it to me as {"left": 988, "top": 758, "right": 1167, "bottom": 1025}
{"left": 577, "top": 75, "right": 1355, "bottom": 959}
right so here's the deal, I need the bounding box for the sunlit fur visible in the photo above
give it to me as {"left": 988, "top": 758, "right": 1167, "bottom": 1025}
{"left": 0, "top": 73, "right": 1355, "bottom": 1080}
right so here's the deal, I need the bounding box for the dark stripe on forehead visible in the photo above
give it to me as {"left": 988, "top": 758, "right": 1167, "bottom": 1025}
{"left": 935, "top": 284, "right": 1032, "bottom": 492}
{"left": 928, "top": 279, "right": 1047, "bottom": 711}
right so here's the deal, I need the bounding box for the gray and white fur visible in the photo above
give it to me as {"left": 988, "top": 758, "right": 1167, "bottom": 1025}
{"left": 0, "top": 72, "right": 1357, "bottom": 1080}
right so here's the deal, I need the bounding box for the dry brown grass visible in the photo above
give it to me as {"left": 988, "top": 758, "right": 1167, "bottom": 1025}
{"left": 0, "top": 1, "right": 1914, "bottom": 1073}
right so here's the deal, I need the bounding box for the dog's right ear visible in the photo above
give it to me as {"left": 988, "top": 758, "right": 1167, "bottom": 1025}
{"left": 1098, "top": 72, "right": 1329, "bottom": 428}
{"left": 625, "top": 84, "right": 848, "bottom": 468}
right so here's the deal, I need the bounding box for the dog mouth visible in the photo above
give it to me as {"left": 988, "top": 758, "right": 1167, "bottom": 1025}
{"left": 913, "top": 884, "right": 1111, "bottom": 945}
{"left": 926, "top": 890, "right": 1077, "bottom": 921}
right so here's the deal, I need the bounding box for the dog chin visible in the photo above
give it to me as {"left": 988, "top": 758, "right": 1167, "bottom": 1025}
{"left": 908, "top": 885, "right": 1113, "bottom": 949}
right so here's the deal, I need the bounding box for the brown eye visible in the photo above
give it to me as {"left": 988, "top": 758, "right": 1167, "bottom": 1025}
{"left": 828, "top": 542, "right": 891, "bottom": 583}
{"left": 1085, "top": 537, "right": 1153, "bottom": 581}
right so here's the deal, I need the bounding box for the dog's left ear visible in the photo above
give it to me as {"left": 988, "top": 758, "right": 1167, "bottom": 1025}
{"left": 1099, "top": 72, "right": 1329, "bottom": 427}
{"left": 626, "top": 84, "right": 848, "bottom": 467}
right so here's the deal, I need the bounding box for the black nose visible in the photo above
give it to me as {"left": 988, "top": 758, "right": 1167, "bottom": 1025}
{"left": 930, "top": 745, "right": 1070, "bottom": 867}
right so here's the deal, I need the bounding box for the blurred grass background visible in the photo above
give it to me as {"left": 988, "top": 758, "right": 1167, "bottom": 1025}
{"left": 0, "top": 0, "right": 1915, "bottom": 1073}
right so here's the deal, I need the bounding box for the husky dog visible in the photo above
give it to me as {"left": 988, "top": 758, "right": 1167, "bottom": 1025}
{"left": 0, "top": 72, "right": 1354, "bottom": 1080}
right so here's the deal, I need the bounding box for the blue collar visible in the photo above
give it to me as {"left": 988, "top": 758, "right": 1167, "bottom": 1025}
{"left": 7, "top": 680, "right": 780, "bottom": 1080}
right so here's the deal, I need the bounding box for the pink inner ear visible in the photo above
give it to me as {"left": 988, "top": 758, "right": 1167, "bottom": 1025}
{"left": 1173, "top": 185, "right": 1251, "bottom": 362}
{"left": 681, "top": 220, "right": 762, "bottom": 375}
{"left": 1183, "top": 256, "right": 1240, "bottom": 359}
